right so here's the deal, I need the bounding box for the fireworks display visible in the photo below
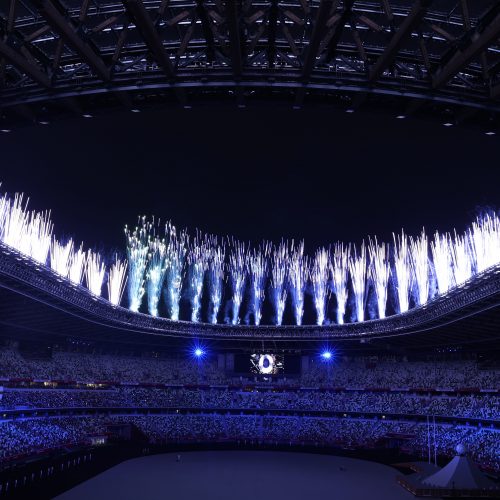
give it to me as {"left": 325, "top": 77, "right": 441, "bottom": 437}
{"left": 146, "top": 235, "right": 167, "bottom": 317}
{"left": 431, "top": 232, "right": 453, "bottom": 295}
{"left": 85, "top": 250, "right": 106, "bottom": 296}
{"left": 349, "top": 243, "right": 368, "bottom": 322}
{"left": 1, "top": 193, "right": 53, "bottom": 264}
{"left": 187, "top": 234, "right": 209, "bottom": 322}
{"left": 270, "top": 242, "right": 288, "bottom": 326}
{"left": 207, "top": 240, "right": 225, "bottom": 324}
{"left": 1, "top": 184, "right": 500, "bottom": 327}
{"left": 228, "top": 239, "right": 248, "bottom": 325}
{"left": 107, "top": 255, "right": 128, "bottom": 306}
{"left": 393, "top": 231, "right": 412, "bottom": 314}
{"left": 451, "top": 231, "right": 472, "bottom": 286}
{"left": 331, "top": 243, "right": 350, "bottom": 325}
{"left": 163, "top": 223, "right": 187, "bottom": 321}
{"left": 311, "top": 248, "right": 330, "bottom": 325}
{"left": 68, "top": 244, "right": 86, "bottom": 285}
{"left": 410, "top": 230, "right": 430, "bottom": 306}
{"left": 27, "top": 211, "right": 53, "bottom": 264}
{"left": 288, "top": 241, "right": 309, "bottom": 326}
{"left": 50, "top": 239, "right": 74, "bottom": 278}
{"left": 470, "top": 214, "right": 500, "bottom": 274}
{"left": 124, "top": 218, "right": 149, "bottom": 312}
{"left": 368, "top": 238, "right": 390, "bottom": 320}
{"left": 248, "top": 245, "right": 269, "bottom": 326}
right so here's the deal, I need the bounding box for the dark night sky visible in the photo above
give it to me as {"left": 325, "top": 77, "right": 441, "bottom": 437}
{"left": 0, "top": 105, "right": 498, "bottom": 256}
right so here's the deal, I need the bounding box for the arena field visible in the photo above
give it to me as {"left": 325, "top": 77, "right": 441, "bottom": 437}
{"left": 55, "top": 451, "right": 415, "bottom": 500}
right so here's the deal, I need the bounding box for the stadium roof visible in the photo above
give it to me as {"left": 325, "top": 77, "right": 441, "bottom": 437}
{"left": 1, "top": 0, "right": 500, "bottom": 127}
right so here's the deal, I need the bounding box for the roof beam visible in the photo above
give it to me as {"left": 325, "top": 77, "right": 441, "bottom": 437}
{"left": 460, "top": 0, "right": 471, "bottom": 31}
{"left": 225, "top": 0, "right": 243, "bottom": 77}
{"left": 196, "top": 0, "right": 216, "bottom": 63}
{"left": 321, "top": 0, "right": 355, "bottom": 64}
{"left": 0, "top": 39, "right": 51, "bottom": 87}
{"left": 267, "top": 0, "right": 279, "bottom": 68}
{"left": 300, "top": 0, "right": 333, "bottom": 81}
{"left": 433, "top": 5, "right": 500, "bottom": 88}
{"left": 294, "top": 0, "right": 333, "bottom": 108}
{"left": 122, "top": 0, "right": 175, "bottom": 80}
{"left": 31, "top": 0, "right": 110, "bottom": 81}
{"left": 370, "top": 0, "right": 431, "bottom": 82}
{"left": 380, "top": 0, "right": 393, "bottom": 23}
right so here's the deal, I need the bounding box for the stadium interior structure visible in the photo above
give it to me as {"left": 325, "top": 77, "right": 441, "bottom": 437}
{"left": 1, "top": 0, "right": 500, "bottom": 497}
{"left": 0, "top": 227, "right": 499, "bottom": 498}
{"left": 0, "top": 0, "right": 499, "bottom": 130}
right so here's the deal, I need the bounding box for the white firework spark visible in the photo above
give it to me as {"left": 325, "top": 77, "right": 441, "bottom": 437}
{"left": 331, "top": 243, "right": 350, "bottom": 325}
{"left": 124, "top": 218, "right": 149, "bottom": 312}
{"left": 431, "top": 231, "right": 453, "bottom": 295}
{"left": 207, "top": 238, "right": 225, "bottom": 324}
{"left": 2, "top": 193, "right": 30, "bottom": 253}
{"left": 107, "top": 255, "right": 128, "bottom": 306}
{"left": 311, "top": 247, "right": 330, "bottom": 325}
{"left": 0, "top": 193, "right": 8, "bottom": 240}
{"left": 288, "top": 241, "right": 309, "bottom": 326}
{"left": 248, "top": 244, "right": 269, "bottom": 326}
{"left": 451, "top": 231, "right": 472, "bottom": 286}
{"left": 69, "top": 243, "right": 86, "bottom": 285}
{"left": 50, "top": 238, "right": 74, "bottom": 277}
{"left": 187, "top": 234, "right": 209, "bottom": 322}
{"left": 228, "top": 239, "right": 248, "bottom": 325}
{"left": 164, "top": 222, "right": 188, "bottom": 321}
{"left": 349, "top": 242, "right": 368, "bottom": 322}
{"left": 410, "top": 229, "right": 430, "bottom": 306}
{"left": 393, "top": 231, "right": 412, "bottom": 313}
{"left": 270, "top": 241, "right": 288, "bottom": 325}
{"left": 26, "top": 210, "right": 53, "bottom": 264}
{"left": 469, "top": 214, "right": 500, "bottom": 274}
{"left": 368, "top": 238, "right": 389, "bottom": 320}
{"left": 85, "top": 250, "right": 106, "bottom": 296}
{"left": 146, "top": 236, "right": 167, "bottom": 317}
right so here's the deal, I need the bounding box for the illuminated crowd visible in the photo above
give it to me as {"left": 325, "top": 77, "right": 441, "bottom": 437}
{"left": 1, "top": 387, "right": 499, "bottom": 421}
{"left": 0, "top": 347, "right": 498, "bottom": 471}
{"left": 0, "top": 415, "right": 498, "bottom": 472}
{"left": 0, "top": 349, "right": 498, "bottom": 389}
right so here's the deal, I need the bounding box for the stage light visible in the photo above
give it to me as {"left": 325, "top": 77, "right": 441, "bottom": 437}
{"left": 194, "top": 347, "right": 205, "bottom": 358}
{"left": 485, "top": 131, "right": 496, "bottom": 136}
{"left": 321, "top": 351, "right": 332, "bottom": 360}
{"left": 443, "top": 122, "right": 453, "bottom": 127}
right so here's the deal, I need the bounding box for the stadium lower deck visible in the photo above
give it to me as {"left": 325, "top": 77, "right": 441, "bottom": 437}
{"left": 0, "top": 345, "right": 498, "bottom": 495}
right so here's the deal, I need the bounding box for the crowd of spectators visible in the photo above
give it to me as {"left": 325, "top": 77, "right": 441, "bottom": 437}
{"left": 0, "top": 414, "right": 498, "bottom": 471}
{"left": 0, "top": 417, "right": 101, "bottom": 460}
{"left": 1, "top": 387, "right": 499, "bottom": 421}
{"left": 0, "top": 347, "right": 498, "bottom": 471}
{"left": 0, "top": 348, "right": 498, "bottom": 390}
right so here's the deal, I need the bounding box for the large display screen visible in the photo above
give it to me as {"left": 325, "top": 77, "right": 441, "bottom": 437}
{"left": 250, "top": 353, "right": 284, "bottom": 375}
{"left": 234, "top": 353, "right": 300, "bottom": 375}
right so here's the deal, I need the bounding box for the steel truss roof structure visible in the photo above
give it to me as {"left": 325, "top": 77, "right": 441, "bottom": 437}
{"left": 1, "top": 242, "right": 500, "bottom": 351}
{"left": 0, "top": 0, "right": 500, "bottom": 123}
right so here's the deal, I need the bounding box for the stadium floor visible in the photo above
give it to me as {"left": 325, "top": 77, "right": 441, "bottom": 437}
{"left": 55, "top": 450, "right": 415, "bottom": 500}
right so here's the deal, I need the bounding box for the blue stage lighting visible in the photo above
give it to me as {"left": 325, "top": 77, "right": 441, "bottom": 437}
{"left": 194, "top": 348, "right": 205, "bottom": 358}
{"left": 321, "top": 351, "right": 332, "bottom": 360}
